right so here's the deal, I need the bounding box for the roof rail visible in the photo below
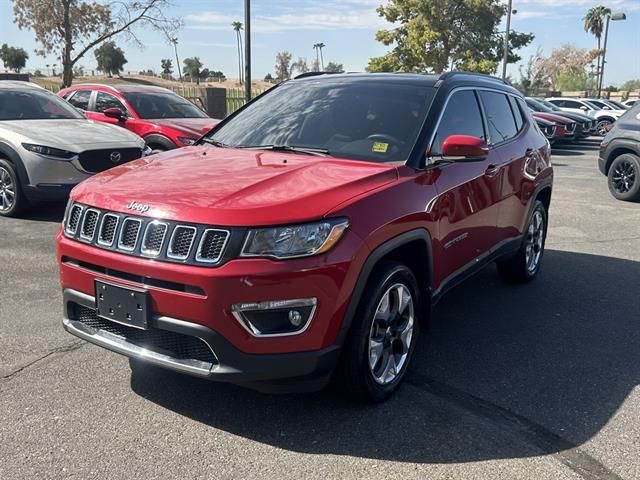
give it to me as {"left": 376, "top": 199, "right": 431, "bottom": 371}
{"left": 438, "top": 71, "right": 507, "bottom": 85}
{"left": 294, "top": 71, "right": 341, "bottom": 80}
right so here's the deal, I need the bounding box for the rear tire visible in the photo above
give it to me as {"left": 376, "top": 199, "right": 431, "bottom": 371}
{"left": 336, "top": 260, "right": 421, "bottom": 402}
{"left": 497, "top": 200, "right": 548, "bottom": 284}
{"left": 0, "top": 159, "right": 28, "bottom": 218}
{"left": 607, "top": 153, "right": 640, "bottom": 202}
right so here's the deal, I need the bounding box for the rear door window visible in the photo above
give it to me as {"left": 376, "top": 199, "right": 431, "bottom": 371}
{"left": 67, "top": 90, "right": 91, "bottom": 111}
{"left": 431, "top": 90, "right": 485, "bottom": 155}
{"left": 478, "top": 91, "right": 518, "bottom": 144}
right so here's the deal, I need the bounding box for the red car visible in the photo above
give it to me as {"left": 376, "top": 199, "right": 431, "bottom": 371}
{"left": 59, "top": 84, "right": 219, "bottom": 152}
{"left": 57, "top": 72, "right": 553, "bottom": 402}
{"left": 530, "top": 111, "right": 576, "bottom": 141}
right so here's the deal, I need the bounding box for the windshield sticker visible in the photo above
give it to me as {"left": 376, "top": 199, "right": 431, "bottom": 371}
{"left": 372, "top": 142, "right": 389, "bottom": 153}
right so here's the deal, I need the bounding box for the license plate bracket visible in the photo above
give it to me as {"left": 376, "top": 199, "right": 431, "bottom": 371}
{"left": 95, "top": 280, "right": 150, "bottom": 330}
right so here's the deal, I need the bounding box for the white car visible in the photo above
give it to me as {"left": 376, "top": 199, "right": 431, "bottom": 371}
{"left": 623, "top": 99, "right": 638, "bottom": 108}
{"left": 0, "top": 81, "right": 148, "bottom": 217}
{"left": 546, "top": 97, "right": 625, "bottom": 135}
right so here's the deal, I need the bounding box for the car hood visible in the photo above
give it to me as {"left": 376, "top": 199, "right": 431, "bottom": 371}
{"left": 531, "top": 112, "right": 574, "bottom": 125}
{"left": 71, "top": 146, "right": 399, "bottom": 226}
{"left": 549, "top": 111, "right": 593, "bottom": 123}
{"left": 0, "top": 119, "right": 144, "bottom": 150}
{"left": 147, "top": 118, "right": 219, "bottom": 136}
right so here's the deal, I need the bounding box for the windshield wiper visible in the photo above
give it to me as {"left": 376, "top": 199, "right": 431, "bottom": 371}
{"left": 236, "top": 144, "right": 331, "bottom": 157}
{"left": 201, "top": 138, "right": 229, "bottom": 148}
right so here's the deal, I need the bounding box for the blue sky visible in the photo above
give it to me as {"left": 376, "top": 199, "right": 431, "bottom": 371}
{"left": 1, "top": 0, "right": 639, "bottom": 85}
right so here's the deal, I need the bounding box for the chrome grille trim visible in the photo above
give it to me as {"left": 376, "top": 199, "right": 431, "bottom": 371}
{"left": 79, "top": 208, "right": 100, "bottom": 241}
{"left": 196, "top": 229, "right": 230, "bottom": 264}
{"left": 141, "top": 221, "right": 168, "bottom": 257}
{"left": 167, "top": 226, "right": 197, "bottom": 260}
{"left": 63, "top": 203, "right": 232, "bottom": 267}
{"left": 118, "top": 218, "right": 142, "bottom": 252}
{"left": 97, "top": 214, "right": 119, "bottom": 247}
{"left": 65, "top": 204, "right": 84, "bottom": 235}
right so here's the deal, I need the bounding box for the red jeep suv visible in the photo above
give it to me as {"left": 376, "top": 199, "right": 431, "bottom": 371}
{"left": 58, "top": 84, "right": 218, "bottom": 152}
{"left": 57, "top": 72, "right": 553, "bottom": 401}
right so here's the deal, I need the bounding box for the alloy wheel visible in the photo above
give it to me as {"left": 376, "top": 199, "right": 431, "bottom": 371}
{"left": 525, "top": 210, "right": 545, "bottom": 273}
{"left": 611, "top": 160, "right": 636, "bottom": 194}
{"left": 368, "top": 283, "right": 414, "bottom": 385}
{"left": 597, "top": 120, "right": 612, "bottom": 136}
{"left": 0, "top": 166, "right": 15, "bottom": 212}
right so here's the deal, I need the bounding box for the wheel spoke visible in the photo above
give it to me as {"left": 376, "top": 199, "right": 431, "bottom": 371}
{"left": 375, "top": 292, "right": 391, "bottom": 322}
{"left": 369, "top": 338, "right": 384, "bottom": 370}
{"left": 396, "top": 285, "right": 410, "bottom": 314}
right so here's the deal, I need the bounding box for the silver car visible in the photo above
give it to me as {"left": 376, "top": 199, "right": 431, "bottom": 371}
{"left": 0, "top": 81, "right": 147, "bottom": 217}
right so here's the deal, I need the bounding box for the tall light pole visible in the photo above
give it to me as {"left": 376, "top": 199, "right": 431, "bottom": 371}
{"left": 501, "top": 0, "right": 514, "bottom": 80}
{"left": 244, "top": 0, "right": 251, "bottom": 103}
{"left": 171, "top": 37, "right": 182, "bottom": 82}
{"left": 598, "top": 11, "right": 626, "bottom": 97}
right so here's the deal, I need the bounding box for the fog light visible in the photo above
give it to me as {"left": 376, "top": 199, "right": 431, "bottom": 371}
{"left": 231, "top": 298, "right": 317, "bottom": 337}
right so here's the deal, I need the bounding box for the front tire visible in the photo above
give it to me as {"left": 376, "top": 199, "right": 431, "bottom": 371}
{"left": 596, "top": 119, "right": 613, "bottom": 136}
{"left": 0, "top": 159, "right": 28, "bottom": 218}
{"left": 497, "top": 200, "right": 548, "bottom": 283}
{"left": 607, "top": 153, "right": 640, "bottom": 202}
{"left": 337, "top": 261, "right": 421, "bottom": 402}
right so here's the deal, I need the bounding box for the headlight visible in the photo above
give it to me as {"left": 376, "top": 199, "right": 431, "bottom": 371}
{"left": 241, "top": 219, "right": 349, "bottom": 259}
{"left": 22, "top": 143, "right": 75, "bottom": 159}
{"left": 177, "top": 136, "right": 197, "bottom": 146}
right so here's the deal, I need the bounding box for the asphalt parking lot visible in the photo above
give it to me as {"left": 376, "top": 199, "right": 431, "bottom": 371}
{"left": 1, "top": 138, "right": 639, "bottom": 480}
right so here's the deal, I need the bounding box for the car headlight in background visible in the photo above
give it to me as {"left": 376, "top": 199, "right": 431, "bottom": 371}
{"left": 241, "top": 218, "right": 349, "bottom": 259}
{"left": 22, "top": 143, "right": 76, "bottom": 159}
{"left": 177, "top": 136, "right": 197, "bottom": 146}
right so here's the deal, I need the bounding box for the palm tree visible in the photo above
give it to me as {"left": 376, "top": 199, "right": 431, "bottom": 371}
{"left": 313, "top": 43, "right": 326, "bottom": 71}
{"left": 232, "top": 21, "right": 244, "bottom": 85}
{"left": 583, "top": 5, "right": 611, "bottom": 89}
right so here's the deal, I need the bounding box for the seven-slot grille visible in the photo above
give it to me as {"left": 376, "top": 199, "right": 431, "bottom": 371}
{"left": 64, "top": 203, "right": 230, "bottom": 266}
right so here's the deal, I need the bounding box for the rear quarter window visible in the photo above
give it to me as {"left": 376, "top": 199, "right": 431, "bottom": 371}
{"left": 478, "top": 91, "right": 518, "bottom": 144}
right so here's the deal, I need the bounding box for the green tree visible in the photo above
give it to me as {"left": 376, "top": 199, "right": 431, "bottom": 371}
{"left": 94, "top": 41, "right": 127, "bottom": 77}
{"left": 366, "top": 0, "right": 533, "bottom": 74}
{"left": 232, "top": 21, "right": 244, "bottom": 84}
{"left": 324, "top": 61, "right": 344, "bottom": 73}
{"left": 160, "top": 58, "right": 173, "bottom": 76}
{"left": 620, "top": 79, "right": 640, "bottom": 91}
{"left": 0, "top": 44, "right": 29, "bottom": 72}
{"left": 12, "top": 0, "right": 179, "bottom": 88}
{"left": 183, "top": 57, "right": 203, "bottom": 84}
{"left": 556, "top": 70, "right": 590, "bottom": 92}
{"left": 274, "top": 51, "right": 292, "bottom": 81}
{"left": 583, "top": 5, "right": 611, "bottom": 87}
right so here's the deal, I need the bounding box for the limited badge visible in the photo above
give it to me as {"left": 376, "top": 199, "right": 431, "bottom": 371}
{"left": 372, "top": 142, "right": 389, "bottom": 153}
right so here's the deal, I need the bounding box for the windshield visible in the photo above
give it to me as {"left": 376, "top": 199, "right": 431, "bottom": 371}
{"left": 584, "top": 100, "right": 606, "bottom": 110}
{"left": 0, "top": 89, "right": 85, "bottom": 121}
{"left": 123, "top": 91, "right": 208, "bottom": 119}
{"left": 605, "top": 99, "right": 626, "bottom": 109}
{"left": 526, "top": 98, "right": 555, "bottom": 113}
{"left": 208, "top": 79, "right": 435, "bottom": 163}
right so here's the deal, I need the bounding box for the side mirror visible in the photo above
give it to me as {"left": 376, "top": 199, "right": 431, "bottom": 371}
{"left": 580, "top": 106, "right": 589, "bottom": 111}
{"left": 103, "top": 107, "right": 125, "bottom": 120}
{"left": 441, "top": 135, "right": 489, "bottom": 160}
{"left": 602, "top": 106, "right": 611, "bottom": 110}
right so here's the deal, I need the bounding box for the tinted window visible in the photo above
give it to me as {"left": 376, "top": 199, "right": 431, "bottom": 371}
{"left": 431, "top": 90, "right": 485, "bottom": 155}
{"left": 509, "top": 96, "right": 524, "bottom": 131}
{"left": 123, "top": 91, "right": 207, "bottom": 119}
{"left": 560, "top": 99, "right": 587, "bottom": 109}
{"left": 587, "top": 99, "right": 608, "bottom": 109}
{"left": 95, "top": 92, "right": 127, "bottom": 114}
{"left": 0, "top": 89, "right": 84, "bottom": 121}
{"left": 478, "top": 91, "right": 518, "bottom": 144}
{"left": 67, "top": 90, "right": 91, "bottom": 110}
{"left": 210, "top": 80, "right": 435, "bottom": 164}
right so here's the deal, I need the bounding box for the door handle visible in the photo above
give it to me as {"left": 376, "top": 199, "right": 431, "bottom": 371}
{"left": 484, "top": 164, "right": 500, "bottom": 176}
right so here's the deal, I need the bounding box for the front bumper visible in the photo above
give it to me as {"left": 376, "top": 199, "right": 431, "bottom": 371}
{"left": 63, "top": 288, "right": 341, "bottom": 392}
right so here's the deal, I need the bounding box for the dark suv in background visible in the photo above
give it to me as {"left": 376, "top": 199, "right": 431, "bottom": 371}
{"left": 599, "top": 102, "right": 640, "bottom": 202}
{"left": 58, "top": 72, "right": 552, "bottom": 402}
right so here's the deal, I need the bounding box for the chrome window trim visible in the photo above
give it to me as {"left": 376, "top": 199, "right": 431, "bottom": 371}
{"left": 195, "top": 228, "right": 231, "bottom": 264}
{"left": 65, "top": 204, "right": 84, "bottom": 236}
{"left": 167, "top": 225, "right": 198, "bottom": 260}
{"left": 79, "top": 208, "right": 100, "bottom": 242}
{"left": 97, "top": 213, "right": 120, "bottom": 247}
{"left": 140, "top": 220, "right": 169, "bottom": 257}
{"left": 231, "top": 298, "right": 318, "bottom": 338}
{"left": 425, "top": 86, "right": 529, "bottom": 167}
{"left": 117, "top": 217, "right": 142, "bottom": 252}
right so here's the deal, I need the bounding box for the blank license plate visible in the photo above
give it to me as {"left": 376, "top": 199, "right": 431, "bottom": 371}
{"left": 95, "top": 280, "right": 150, "bottom": 330}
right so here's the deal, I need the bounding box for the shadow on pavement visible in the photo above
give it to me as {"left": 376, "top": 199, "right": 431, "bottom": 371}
{"left": 131, "top": 249, "right": 640, "bottom": 465}
{"left": 22, "top": 201, "right": 66, "bottom": 223}
{"left": 551, "top": 149, "right": 584, "bottom": 156}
